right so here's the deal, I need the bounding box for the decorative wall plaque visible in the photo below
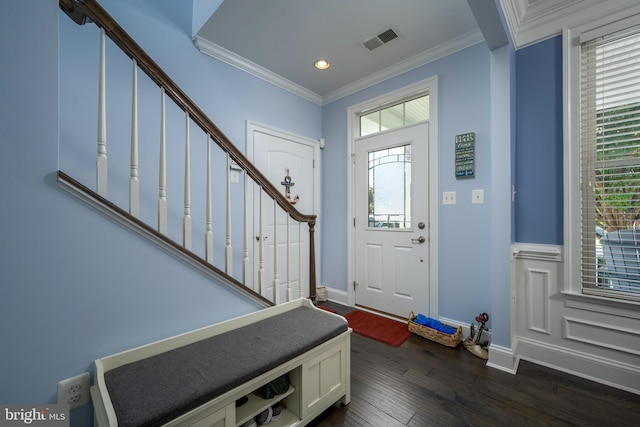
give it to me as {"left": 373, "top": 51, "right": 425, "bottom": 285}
{"left": 455, "top": 132, "right": 475, "bottom": 178}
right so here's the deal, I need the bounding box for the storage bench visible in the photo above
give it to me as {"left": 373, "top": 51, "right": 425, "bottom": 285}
{"left": 90, "top": 298, "right": 351, "bottom": 426}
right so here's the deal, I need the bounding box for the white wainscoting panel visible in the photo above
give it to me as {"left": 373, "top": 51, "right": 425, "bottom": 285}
{"left": 525, "top": 267, "right": 551, "bottom": 335}
{"left": 512, "top": 243, "right": 640, "bottom": 395}
{"left": 563, "top": 316, "right": 640, "bottom": 356}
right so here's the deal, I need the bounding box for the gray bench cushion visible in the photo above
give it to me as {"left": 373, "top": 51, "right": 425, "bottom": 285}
{"left": 104, "top": 306, "right": 348, "bottom": 427}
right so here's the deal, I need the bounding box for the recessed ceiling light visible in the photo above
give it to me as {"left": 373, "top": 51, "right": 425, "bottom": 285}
{"left": 314, "top": 59, "right": 330, "bottom": 70}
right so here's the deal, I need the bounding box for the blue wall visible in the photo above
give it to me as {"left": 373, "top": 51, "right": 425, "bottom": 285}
{"left": 514, "top": 36, "right": 564, "bottom": 245}
{"left": 321, "top": 43, "right": 495, "bottom": 325}
{"left": 59, "top": 0, "right": 322, "bottom": 281}
{"left": 1, "top": 0, "right": 565, "bottom": 423}
{"left": 1, "top": 1, "right": 320, "bottom": 426}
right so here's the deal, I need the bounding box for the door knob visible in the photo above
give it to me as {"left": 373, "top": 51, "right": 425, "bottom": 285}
{"left": 411, "top": 236, "right": 426, "bottom": 244}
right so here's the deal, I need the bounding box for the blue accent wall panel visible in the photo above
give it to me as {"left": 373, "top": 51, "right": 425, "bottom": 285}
{"left": 515, "top": 36, "right": 564, "bottom": 244}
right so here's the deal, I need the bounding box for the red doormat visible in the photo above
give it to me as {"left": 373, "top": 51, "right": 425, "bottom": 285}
{"left": 344, "top": 310, "right": 411, "bottom": 347}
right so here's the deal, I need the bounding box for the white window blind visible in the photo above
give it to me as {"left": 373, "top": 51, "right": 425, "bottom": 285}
{"left": 580, "top": 23, "right": 640, "bottom": 299}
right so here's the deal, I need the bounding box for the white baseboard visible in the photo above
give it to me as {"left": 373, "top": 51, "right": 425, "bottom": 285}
{"left": 515, "top": 336, "right": 640, "bottom": 395}
{"left": 440, "top": 316, "right": 492, "bottom": 344}
{"left": 442, "top": 317, "right": 516, "bottom": 374}
{"left": 487, "top": 343, "right": 518, "bottom": 374}
{"left": 324, "top": 286, "right": 349, "bottom": 306}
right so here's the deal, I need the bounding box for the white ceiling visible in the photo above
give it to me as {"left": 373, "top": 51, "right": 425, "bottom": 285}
{"left": 193, "top": 0, "right": 640, "bottom": 105}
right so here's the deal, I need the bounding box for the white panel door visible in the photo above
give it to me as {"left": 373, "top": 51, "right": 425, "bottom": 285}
{"left": 248, "top": 123, "right": 318, "bottom": 302}
{"left": 354, "top": 122, "right": 429, "bottom": 318}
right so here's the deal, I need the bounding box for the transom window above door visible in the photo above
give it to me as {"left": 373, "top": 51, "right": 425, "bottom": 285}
{"left": 360, "top": 94, "right": 429, "bottom": 136}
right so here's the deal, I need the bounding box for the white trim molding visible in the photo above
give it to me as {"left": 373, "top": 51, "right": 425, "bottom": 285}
{"left": 323, "top": 286, "right": 349, "bottom": 307}
{"left": 487, "top": 343, "right": 518, "bottom": 374}
{"left": 323, "top": 30, "right": 482, "bottom": 105}
{"left": 194, "top": 36, "right": 323, "bottom": 105}
{"left": 500, "top": 0, "right": 640, "bottom": 49}
{"left": 194, "top": 31, "right": 482, "bottom": 106}
{"left": 512, "top": 243, "right": 562, "bottom": 262}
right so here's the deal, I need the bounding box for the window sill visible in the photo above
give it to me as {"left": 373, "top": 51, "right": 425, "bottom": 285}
{"left": 562, "top": 291, "right": 640, "bottom": 319}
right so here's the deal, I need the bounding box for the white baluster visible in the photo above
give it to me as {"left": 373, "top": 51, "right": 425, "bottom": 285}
{"left": 129, "top": 59, "right": 139, "bottom": 217}
{"left": 225, "top": 154, "right": 233, "bottom": 274}
{"left": 273, "top": 201, "right": 279, "bottom": 304}
{"left": 243, "top": 169, "right": 250, "bottom": 284}
{"left": 183, "top": 112, "right": 192, "bottom": 250}
{"left": 299, "top": 222, "right": 304, "bottom": 299}
{"left": 258, "top": 189, "right": 266, "bottom": 296}
{"left": 97, "top": 28, "right": 107, "bottom": 197}
{"left": 286, "top": 214, "right": 292, "bottom": 302}
{"left": 158, "top": 88, "right": 167, "bottom": 234}
{"left": 205, "top": 135, "right": 213, "bottom": 263}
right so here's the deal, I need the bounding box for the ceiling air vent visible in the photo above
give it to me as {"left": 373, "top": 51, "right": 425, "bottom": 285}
{"left": 362, "top": 28, "right": 398, "bottom": 51}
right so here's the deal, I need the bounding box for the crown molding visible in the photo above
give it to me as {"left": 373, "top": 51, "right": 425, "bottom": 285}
{"left": 195, "top": 29, "right": 483, "bottom": 106}
{"left": 322, "top": 29, "right": 484, "bottom": 105}
{"left": 194, "top": 35, "right": 323, "bottom": 105}
{"left": 500, "top": 0, "right": 640, "bottom": 49}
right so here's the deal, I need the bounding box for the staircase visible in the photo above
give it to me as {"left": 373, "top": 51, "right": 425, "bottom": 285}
{"left": 58, "top": 0, "right": 317, "bottom": 306}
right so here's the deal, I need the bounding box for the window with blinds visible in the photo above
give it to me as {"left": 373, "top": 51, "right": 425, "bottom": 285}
{"left": 580, "top": 23, "right": 640, "bottom": 299}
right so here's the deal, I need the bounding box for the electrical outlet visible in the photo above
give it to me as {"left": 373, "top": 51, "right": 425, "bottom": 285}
{"left": 443, "top": 191, "right": 456, "bottom": 205}
{"left": 57, "top": 372, "right": 90, "bottom": 410}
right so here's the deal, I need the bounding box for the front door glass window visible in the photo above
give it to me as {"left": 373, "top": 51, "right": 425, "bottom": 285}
{"left": 368, "top": 144, "right": 411, "bottom": 229}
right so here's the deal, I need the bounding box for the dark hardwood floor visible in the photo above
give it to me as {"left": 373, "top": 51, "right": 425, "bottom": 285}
{"left": 310, "top": 301, "right": 640, "bottom": 427}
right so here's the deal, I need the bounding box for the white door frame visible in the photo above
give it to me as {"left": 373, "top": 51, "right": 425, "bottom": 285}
{"left": 246, "top": 120, "right": 322, "bottom": 296}
{"left": 347, "top": 76, "right": 439, "bottom": 318}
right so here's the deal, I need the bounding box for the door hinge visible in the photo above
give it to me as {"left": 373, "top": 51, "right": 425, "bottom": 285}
{"left": 353, "top": 280, "right": 358, "bottom": 291}
{"left": 353, "top": 217, "right": 356, "bottom": 227}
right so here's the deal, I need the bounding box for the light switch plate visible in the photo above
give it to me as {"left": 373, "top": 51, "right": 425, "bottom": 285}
{"left": 472, "top": 189, "right": 484, "bottom": 204}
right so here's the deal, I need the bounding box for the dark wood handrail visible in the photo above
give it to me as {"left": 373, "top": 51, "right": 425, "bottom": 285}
{"left": 57, "top": 171, "right": 274, "bottom": 307}
{"left": 59, "top": 0, "right": 317, "bottom": 299}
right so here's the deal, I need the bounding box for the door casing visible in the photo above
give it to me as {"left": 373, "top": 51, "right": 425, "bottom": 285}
{"left": 347, "top": 76, "right": 439, "bottom": 318}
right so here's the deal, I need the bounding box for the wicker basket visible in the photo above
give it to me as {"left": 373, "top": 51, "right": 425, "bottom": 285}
{"left": 408, "top": 312, "right": 461, "bottom": 347}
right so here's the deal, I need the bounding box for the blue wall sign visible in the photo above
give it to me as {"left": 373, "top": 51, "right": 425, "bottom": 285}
{"left": 455, "top": 132, "right": 475, "bottom": 178}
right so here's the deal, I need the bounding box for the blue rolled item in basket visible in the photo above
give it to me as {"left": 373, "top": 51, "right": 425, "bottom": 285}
{"left": 414, "top": 314, "right": 456, "bottom": 335}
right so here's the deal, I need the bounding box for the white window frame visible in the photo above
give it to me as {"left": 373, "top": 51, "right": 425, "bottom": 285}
{"left": 563, "top": 8, "right": 640, "bottom": 304}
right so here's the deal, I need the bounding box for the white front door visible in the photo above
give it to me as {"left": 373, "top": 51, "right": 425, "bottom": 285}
{"left": 354, "top": 122, "right": 429, "bottom": 318}
{"left": 247, "top": 122, "right": 319, "bottom": 302}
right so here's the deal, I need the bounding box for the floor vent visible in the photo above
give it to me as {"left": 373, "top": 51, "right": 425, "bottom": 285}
{"left": 362, "top": 28, "right": 398, "bottom": 51}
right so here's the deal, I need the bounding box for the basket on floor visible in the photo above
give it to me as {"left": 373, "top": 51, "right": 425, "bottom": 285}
{"left": 408, "top": 311, "right": 461, "bottom": 347}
